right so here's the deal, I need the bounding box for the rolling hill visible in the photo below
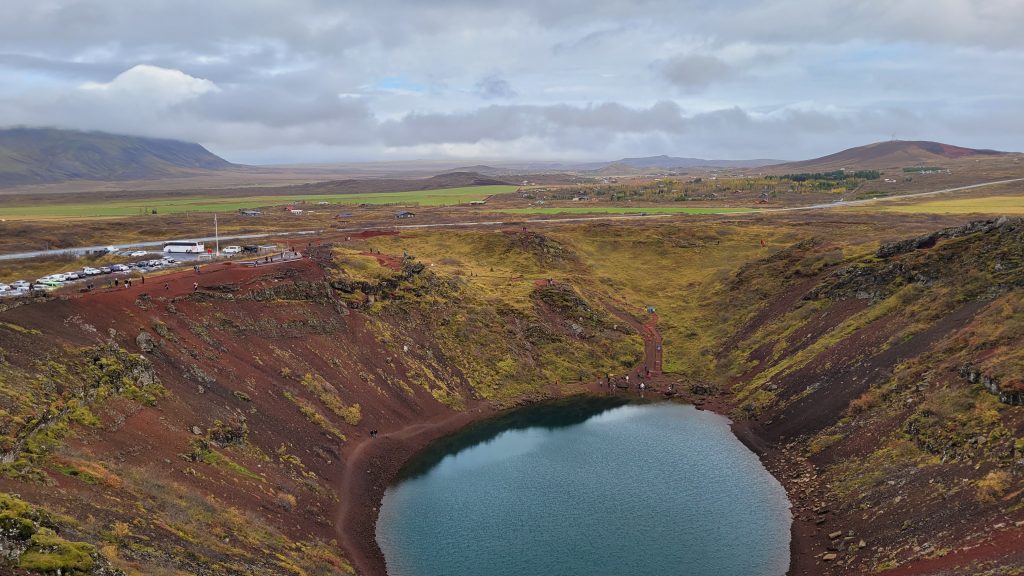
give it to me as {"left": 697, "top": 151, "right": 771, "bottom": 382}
{"left": 773, "top": 140, "right": 1008, "bottom": 172}
{"left": 0, "top": 127, "right": 233, "bottom": 186}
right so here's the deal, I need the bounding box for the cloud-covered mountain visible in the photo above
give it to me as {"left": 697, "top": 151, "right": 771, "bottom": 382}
{"left": 0, "top": 127, "right": 232, "bottom": 186}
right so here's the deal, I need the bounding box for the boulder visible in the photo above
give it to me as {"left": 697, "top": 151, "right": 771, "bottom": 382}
{"left": 136, "top": 331, "right": 157, "bottom": 353}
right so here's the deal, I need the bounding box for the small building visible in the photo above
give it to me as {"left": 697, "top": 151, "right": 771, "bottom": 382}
{"left": 395, "top": 211, "right": 416, "bottom": 219}
{"left": 239, "top": 209, "right": 263, "bottom": 217}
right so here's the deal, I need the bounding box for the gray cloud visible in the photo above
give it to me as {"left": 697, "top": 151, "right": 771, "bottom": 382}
{"left": 661, "top": 54, "right": 736, "bottom": 91}
{"left": 0, "top": 0, "right": 1021, "bottom": 162}
{"left": 475, "top": 75, "right": 518, "bottom": 100}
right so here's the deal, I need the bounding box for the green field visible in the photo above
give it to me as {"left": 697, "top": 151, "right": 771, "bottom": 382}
{"left": 494, "top": 206, "right": 757, "bottom": 215}
{"left": 860, "top": 195, "right": 1024, "bottom": 214}
{"left": 0, "top": 185, "right": 518, "bottom": 219}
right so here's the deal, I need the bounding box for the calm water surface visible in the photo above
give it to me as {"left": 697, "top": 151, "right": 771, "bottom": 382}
{"left": 376, "top": 401, "right": 791, "bottom": 576}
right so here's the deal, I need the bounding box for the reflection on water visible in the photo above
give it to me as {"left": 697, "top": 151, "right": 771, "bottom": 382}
{"left": 377, "top": 401, "right": 791, "bottom": 576}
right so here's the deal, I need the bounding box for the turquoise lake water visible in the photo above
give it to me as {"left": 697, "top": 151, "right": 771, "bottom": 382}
{"left": 376, "top": 401, "right": 791, "bottom": 576}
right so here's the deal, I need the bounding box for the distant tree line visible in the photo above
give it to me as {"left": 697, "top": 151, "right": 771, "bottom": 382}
{"left": 775, "top": 170, "right": 881, "bottom": 182}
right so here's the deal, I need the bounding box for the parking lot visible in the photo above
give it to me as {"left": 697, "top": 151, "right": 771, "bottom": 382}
{"left": 0, "top": 246, "right": 269, "bottom": 298}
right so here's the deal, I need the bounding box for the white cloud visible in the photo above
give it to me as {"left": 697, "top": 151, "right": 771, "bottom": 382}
{"left": 80, "top": 64, "right": 218, "bottom": 107}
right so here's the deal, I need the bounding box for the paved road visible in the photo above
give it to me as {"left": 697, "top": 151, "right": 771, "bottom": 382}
{"left": 3, "top": 176, "right": 1021, "bottom": 263}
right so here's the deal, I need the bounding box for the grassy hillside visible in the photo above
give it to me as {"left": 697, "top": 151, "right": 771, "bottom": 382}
{"left": 717, "top": 217, "right": 1024, "bottom": 573}
{"left": 0, "top": 128, "right": 232, "bottom": 186}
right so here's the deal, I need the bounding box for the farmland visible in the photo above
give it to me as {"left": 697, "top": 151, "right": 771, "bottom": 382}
{"left": 0, "top": 185, "right": 517, "bottom": 219}
{"left": 863, "top": 194, "right": 1024, "bottom": 215}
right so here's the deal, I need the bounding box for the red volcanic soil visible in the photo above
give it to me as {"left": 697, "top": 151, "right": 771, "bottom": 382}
{"left": 360, "top": 251, "right": 402, "bottom": 271}
{"left": 1, "top": 250, "right": 482, "bottom": 575}
{"left": 335, "top": 407, "right": 495, "bottom": 575}
{"left": 879, "top": 527, "right": 1024, "bottom": 575}
{"left": 349, "top": 230, "right": 399, "bottom": 240}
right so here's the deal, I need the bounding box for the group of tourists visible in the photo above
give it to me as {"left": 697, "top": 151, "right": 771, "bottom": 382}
{"left": 606, "top": 371, "right": 651, "bottom": 393}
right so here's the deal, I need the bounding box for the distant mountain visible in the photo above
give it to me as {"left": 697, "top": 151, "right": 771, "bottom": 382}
{"left": 0, "top": 127, "right": 233, "bottom": 186}
{"left": 442, "top": 156, "right": 783, "bottom": 176}
{"left": 772, "top": 140, "right": 1008, "bottom": 172}
{"left": 589, "top": 155, "right": 782, "bottom": 171}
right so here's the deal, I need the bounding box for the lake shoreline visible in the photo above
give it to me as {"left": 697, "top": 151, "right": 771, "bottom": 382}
{"left": 335, "top": 382, "right": 816, "bottom": 576}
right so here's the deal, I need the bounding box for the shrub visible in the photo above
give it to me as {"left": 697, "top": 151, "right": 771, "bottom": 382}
{"left": 977, "top": 470, "right": 1013, "bottom": 503}
{"left": 275, "top": 492, "right": 297, "bottom": 511}
{"left": 848, "top": 390, "right": 881, "bottom": 415}
{"left": 17, "top": 528, "right": 96, "bottom": 575}
{"left": 808, "top": 433, "right": 845, "bottom": 455}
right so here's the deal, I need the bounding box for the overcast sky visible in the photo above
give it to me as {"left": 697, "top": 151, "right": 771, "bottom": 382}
{"left": 1, "top": 0, "right": 1022, "bottom": 164}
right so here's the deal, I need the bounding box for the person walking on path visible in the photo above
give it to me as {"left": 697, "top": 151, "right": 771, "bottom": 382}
{"left": 141, "top": 275, "right": 145, "bottom": 285}
{"left": 164, "top": 283, "right": 169, "bottom": 291}
{"left": 193, "top": 282, "right": 199, "bottom": 292}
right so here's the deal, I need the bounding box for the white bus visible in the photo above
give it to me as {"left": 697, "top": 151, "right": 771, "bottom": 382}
{"left": 163, "top": 241, "right": 205, "bottom": 254}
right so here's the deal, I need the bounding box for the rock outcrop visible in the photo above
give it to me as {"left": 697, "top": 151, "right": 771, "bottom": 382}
{"left": 876, "top": 217, "right": 1016, "bottom": 258}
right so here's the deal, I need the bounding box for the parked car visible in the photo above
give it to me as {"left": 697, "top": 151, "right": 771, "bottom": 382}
{"left": 37, "top": 278, "right": 63, "bottom": 288}
{"left": 162, "top": 257, "right": 178, "bottom": 264}
{"left": 99, "top": 267, "right": 112, "bottom": 274}
{"left": 222, "top": 245, "right": 242, "bottom": 255}
{"left": 130, "top": 251, "right": 148, "bottom": 257}
{"left": 83, "top": 267, "right": 102, "bottom": 276}
{"left": 0, "top": 283, "right": 9, "bottom": 291}
{"left": 111, "top": 265, "right": 130, "bottom": 272}
{"left": 12, "top": 280, "right": 30, "bottom": 290}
